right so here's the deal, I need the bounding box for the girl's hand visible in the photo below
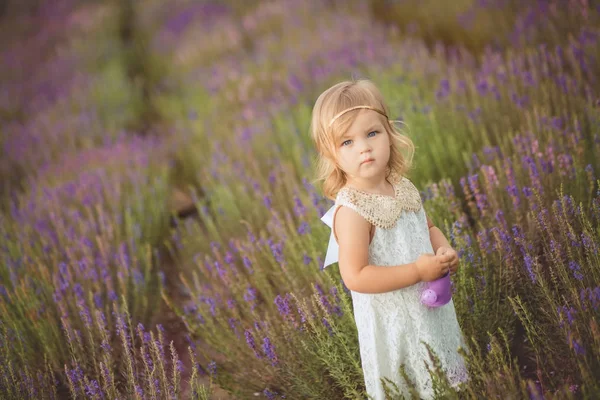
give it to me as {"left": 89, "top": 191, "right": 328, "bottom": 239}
{"left": 415, "top": 253, "right": 453, "bottom": 282}
{"left": 436, "top": 246, "right": 459, "bottom": 275}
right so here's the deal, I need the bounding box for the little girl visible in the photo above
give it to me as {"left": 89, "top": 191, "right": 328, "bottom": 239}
{"left": 310, "top": 80, "right": 470, "bottom": 399}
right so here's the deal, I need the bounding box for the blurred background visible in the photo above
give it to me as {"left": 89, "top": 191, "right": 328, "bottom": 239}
{"left": 1, "top": 0, "right": 599, "bottom": 399}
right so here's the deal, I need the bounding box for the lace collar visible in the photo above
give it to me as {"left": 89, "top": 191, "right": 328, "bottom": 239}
{"left": 335, "top": 174, "right": 422, "bottom": 229}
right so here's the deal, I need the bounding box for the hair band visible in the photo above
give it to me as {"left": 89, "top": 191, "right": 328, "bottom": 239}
{"left": 328, "top": 105, "right": 388, "bottom": 128}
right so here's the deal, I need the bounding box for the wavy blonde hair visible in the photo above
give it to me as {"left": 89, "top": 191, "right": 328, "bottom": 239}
{"left": 310, "top": 79, "right": 415, "bottom": 200}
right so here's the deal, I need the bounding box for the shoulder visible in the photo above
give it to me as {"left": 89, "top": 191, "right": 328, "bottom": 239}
{"left": 334, "top": 205, "right": 371, "bottom": 229}
{"left": 333, "top": 188, "right": 371, "bottom": 228}
{"left": 332, "top": 205, "right": 371, "bottom": 250}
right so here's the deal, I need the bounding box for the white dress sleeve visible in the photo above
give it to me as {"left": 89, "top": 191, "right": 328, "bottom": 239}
{"left": 320, "top": 205, "right": 339, "bottom": 269}
{"left": 320, "top": 196, "right": 365, "bottom": 269}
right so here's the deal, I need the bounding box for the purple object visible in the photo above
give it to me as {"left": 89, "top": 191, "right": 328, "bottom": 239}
{"left": 420, "top": 272, "right": 452, "bottom": 308}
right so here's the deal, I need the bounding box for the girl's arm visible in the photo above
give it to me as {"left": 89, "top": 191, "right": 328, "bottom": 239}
{"left": 427, "top": 216, "right": 451, "bottom": 253}
{"left": 334, "top": 206, "right": 422, "bottom": 294}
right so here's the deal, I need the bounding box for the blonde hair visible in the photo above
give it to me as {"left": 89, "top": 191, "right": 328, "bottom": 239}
{"left": 310, "top": 79, "right": 415, "bottom": 200}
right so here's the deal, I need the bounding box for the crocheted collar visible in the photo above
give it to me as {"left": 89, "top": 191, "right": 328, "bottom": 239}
{"left": 335, "top": 174, "right": 422, "bottom": 229}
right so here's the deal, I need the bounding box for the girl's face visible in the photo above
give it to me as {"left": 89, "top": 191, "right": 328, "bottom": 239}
{"left": 334, "top": 109, "right": 391, "bottom": 183}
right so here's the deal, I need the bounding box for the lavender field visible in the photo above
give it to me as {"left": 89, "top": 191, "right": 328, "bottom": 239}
{"left": 1, "top": 0, "right": 599, "bottom": 399}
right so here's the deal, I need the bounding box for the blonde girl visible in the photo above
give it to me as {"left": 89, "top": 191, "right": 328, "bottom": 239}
{"left": 310, "top": 79, "right": 470, "bottom": 399}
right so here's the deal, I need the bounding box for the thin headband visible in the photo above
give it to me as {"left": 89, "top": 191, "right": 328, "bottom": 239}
{"left": 328, "top": 105, "right": 388, "bottom": 128}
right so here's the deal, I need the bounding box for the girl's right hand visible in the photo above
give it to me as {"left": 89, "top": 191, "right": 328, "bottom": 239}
{"left": 415, "top": 253, "right": 453, "bottom": 282}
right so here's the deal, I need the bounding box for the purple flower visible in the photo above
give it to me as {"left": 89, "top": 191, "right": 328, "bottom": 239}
{"left": 243, "top": 286, "right": 258, "bottom": 310}
{"left": 297, "top": 221, "right": 311, "bottom": 235}
{"left": 314, "top": 283, "right": 336, "bottom": 315}
{"left": 581, "top": 232, "right": 597, "bottom": 255}
{"left": 557, "top": 305, "right": 577, "bottom": 328}
{"left": 263, "top": 388, "right": 278, "bottom": 400}
{"left": 274, "top": 294, "right": 291, "bottom": 317}
{"left": 477, "top": 229, "right": 491, "bottom": 254}
{"left": 207, "top": 360, "right": 217, "bottom": 377}
{"left": 475, "top": 194, "right": 488, "bottom": 214}
{"left": 322, "top": 317, "right": 334, "bottom": 336}
{"left": 85, "top": 379, "right": 104, "bottom": 398}
{"left": 293, "top": 196, "right": 306, "bottom": 217}
{"left": 568, "top": 261, "right": 583, "bottom": 281}
{"left": 268, "top": 240, "right": 285, "bottom": 265}
{"left": 476, "top": 79, "right": 489, "bottom": 95}
{"left": 262, "top": 337, "right": 278, "bottom": 366}
{"left": 78, "top": 303, "right": 92, "bottom": 328}
{"left": 303, "top": 254, "right": 312, "bottom": 265}
{"left": 242, "top": 256, "right": 253, "bottom": 273}
{"left": 66, "top": 364, "right": 84, "bottom": 386}
{"left": 101, "top": 339, "right": 111, "bottom": 353}
{"left": 568, "top": 333, "right": 586, "bottom": 356}
{"left": 73, "top": 283, "right": 84, "bottom": 302}
{"left": 435, "top": 79, "right": 450, "bottom": 101}
{"left": 227, "top": 298, "right": 237, "bottom": 309}
{"left": 228, "top": 317, "right": 240, "bottom": 338}
{"left": 511, "top": 92, "right": 529, "bottom": 108}
{"left": 93, "top": 292, "right": 103, "bottom": 308}
{"left": 549, "top": 240, "right": 563, "bottom": 259}
{"left": 523, "top": 254, "right": 536, "bottom": 283}
{"left": 580, "top": 287, "right": 600, "bottom": 311}
{"left": 203, "top": 297, "right": 217, "bottom": 316}
{"left": 263, "top": 195, "right": 272, "bottom": 210}
{"left": 551, "top": 117, "right": 563, "bottom": 131}
{"left": 214, "top": 261, "right": 227, "bottom": 277}
{"left": 245, "top": 329, "right": 262, "bottom": 358}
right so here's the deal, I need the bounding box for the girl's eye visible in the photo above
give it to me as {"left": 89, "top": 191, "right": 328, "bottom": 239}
{"left": 367, "top": 131, "right": 378, "bottom": 137}
{"left": 341, "top": 140, "right": 352, "bottom": 146}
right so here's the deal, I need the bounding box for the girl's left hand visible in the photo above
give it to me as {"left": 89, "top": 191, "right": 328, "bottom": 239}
{"left": 436, "top": 246, "right": 459, "bottom": 275}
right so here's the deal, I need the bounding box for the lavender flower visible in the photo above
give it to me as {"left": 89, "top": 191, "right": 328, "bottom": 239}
{"left": 84, "top": 379, "right": 102, "bottom": 397}
{"left": 568, "top": 261, "right": 583, "bottom": 281}
{"left": 262, "top": 337, "right": 278, "bottom": 366}
{"left": 293, "top": 195, "right": 306, "bottom": 218}
{"left": 263, "top": 195, "right": 272, "bottom": 210}
{"left": 322, "top": 318, "right": 334, "bottom": 336}
{"left": 268, "top": 240, "right": 285, "bottom": 265}
{"left": 263, "top": 388, "right": 278, "bottom": 400}
{"left": 245, "top": 329, "right": 262, "bottom": 358}
{"left": 207, "top": 360, "right": 217, "bottom": 376}
{"left": 523, "top": 254, "right": 537, "bottom": 283}
{"left": 243, "top": 256, "right": 254, "bottom": 273}
{"left": 228, "top": 317, "right": 240, "bottom": 338}
{"left": 244, "top": 286, "right": 258, "bottom": 310}
{"left": 274, "top": 295, "right": 291, "bottom": 318}
{"left": 303, "top": 254, "right": 312, "bottom": 265}
{"left": 297, "top": 221, "right": 311, "bottom": 235}
{"left": 579, "top": 287, "right": 600, "bottom": 311}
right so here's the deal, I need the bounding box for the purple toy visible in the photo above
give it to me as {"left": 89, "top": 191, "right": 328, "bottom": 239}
{"left": 420, "top": 271, "right": 452, "bottom": 308}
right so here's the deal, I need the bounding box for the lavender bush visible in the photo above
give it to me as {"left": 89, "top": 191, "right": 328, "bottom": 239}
{"left": 1, "top": 1, "right": 210, "bottom": 397}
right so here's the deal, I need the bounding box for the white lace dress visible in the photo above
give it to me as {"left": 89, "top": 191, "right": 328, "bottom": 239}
{"left": 321, "top": 175, "right": 470, "bottom": 399}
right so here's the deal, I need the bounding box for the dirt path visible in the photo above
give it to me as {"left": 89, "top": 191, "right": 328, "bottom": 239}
{"left": 156, "top": 188, "right": 235, "bottom": 399}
